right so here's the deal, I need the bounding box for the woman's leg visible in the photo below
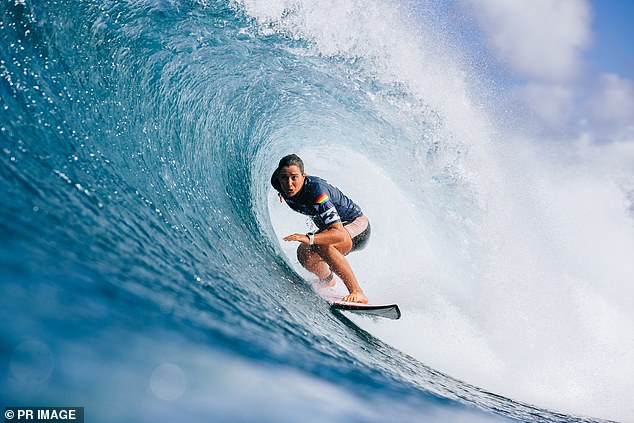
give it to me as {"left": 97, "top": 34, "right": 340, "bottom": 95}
{"left": 297, "top": 243, "right": 332, "bottom": 279}
{"left": 297, "top": 236, "right": 367, "bottom": 303}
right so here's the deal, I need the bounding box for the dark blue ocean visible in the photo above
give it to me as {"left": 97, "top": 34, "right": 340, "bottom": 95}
{"left": 2, "top": 1, "right": 631, "bottom": 422}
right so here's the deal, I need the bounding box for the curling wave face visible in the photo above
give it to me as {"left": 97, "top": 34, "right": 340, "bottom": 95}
{"left": 1, "top": 1, "right": 632, "bottom": 422}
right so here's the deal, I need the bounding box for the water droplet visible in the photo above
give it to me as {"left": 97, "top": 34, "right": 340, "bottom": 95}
{"left": 149, "top": 363, "right": 187, "bottom": 401}
{"left": 9, "top": 340, "right": 54, "bottom": 394}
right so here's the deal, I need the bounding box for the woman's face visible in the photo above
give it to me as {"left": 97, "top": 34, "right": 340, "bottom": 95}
{"left": 278, "top": 165, "right": 305, "bottom": 197}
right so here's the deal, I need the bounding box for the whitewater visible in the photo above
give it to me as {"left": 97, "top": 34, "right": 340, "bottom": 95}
{"left": 1, "top": 1, "right": 632, "bottom": 422}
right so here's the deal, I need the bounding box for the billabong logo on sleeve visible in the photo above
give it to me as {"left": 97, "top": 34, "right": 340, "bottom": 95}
{"left": 321, "top": 207, "right": 340, "bottom": 225}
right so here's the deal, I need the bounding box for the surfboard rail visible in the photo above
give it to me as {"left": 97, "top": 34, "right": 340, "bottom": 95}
{"left": 329, "top": 300, "right": 401, "bottom": 320}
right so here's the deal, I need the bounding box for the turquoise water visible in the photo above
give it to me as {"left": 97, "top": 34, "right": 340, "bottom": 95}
{"left": 1, "top": 1, "right": 625, "bottom": 422}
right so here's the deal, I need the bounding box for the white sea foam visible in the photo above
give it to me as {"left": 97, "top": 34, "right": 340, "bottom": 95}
{"left": 257, "top": 1, "right": 634, "bottom": 420}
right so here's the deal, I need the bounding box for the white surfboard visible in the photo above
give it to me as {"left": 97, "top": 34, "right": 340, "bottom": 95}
{"left": 318, "top": 287, "right": 401, "bottom": 320}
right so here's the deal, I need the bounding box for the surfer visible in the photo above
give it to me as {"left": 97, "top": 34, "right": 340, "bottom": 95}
{"left": 271, "top": 154, "right": 371, "bottom": 304}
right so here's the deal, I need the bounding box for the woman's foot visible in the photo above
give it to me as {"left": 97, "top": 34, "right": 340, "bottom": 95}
{"left": 342, "top": 290, "right": 368, "bottom": 304}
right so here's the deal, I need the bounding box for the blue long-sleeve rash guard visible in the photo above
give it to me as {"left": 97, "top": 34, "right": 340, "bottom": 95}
{"left": 272, "top": 174, "right": 363, "bottom": 230}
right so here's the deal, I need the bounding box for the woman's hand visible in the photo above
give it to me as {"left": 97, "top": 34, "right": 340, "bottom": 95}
{"left": 283, "top": 233, "right": 310, "bottom": 244}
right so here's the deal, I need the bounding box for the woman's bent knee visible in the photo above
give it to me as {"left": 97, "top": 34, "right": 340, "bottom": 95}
{"left": 297, "top": 244, "right": 320, "bottom": 267}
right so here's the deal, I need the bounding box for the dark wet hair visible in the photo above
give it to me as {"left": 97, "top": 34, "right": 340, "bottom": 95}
{"left": 271, "top": 154, "right": 304, "bottom": 193}
{"left": 278, "top": 154, "right": 304, "bottom": 173}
